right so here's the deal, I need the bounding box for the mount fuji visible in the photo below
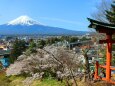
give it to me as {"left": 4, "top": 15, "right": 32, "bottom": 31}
{"left": 7, "top": 16, "right": 41, "bottom": 26}
{"left": 0, "top": 16, "right": 87, "bottom": 35}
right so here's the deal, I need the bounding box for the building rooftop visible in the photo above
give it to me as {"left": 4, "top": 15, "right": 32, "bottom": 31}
{"left": 88, "top": 18, "right": 115, "bottom": 34}
{"left": 0, "top": 50, "right": 11, "bottom": 56}
{"left": 88, "top": 18, "right": 115, "bottom": 29}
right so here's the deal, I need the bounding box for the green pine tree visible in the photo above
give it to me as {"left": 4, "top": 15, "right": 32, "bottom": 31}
{"left": 106, "top": 1, "right": 115, "bottom": 24}
{"left": 38, "top": 40, "right": 46, "bottom": 49}
{"left": 10, "top": 39, "right": 27, "bottom": 63}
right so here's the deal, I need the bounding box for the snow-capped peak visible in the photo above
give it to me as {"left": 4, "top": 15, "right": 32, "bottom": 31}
{"left": 7, "top": 15, "right": 41, "bottom": 25}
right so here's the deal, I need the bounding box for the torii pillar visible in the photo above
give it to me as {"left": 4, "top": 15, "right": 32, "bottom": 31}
{"left": 88, "top": 18, "right": 115, "bottom": 84}
{"left": 106, "top": 33, "right": 112, "bottom": 81}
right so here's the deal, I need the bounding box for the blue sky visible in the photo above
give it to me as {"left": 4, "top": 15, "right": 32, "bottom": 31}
{"left": 0, "top": 0, "right": 100, "bottom": 31}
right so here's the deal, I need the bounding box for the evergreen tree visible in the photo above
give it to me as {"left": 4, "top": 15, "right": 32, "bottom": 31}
{"left": 38, "top": 40, "right": 46, "bottom": 49}
{"left": 106, "top": 1, "right": 115, "bottom": 24}
{"left": 10, "top": 39, "right": 27, "bottom": 63}
{"left": 29, "top": 41, "right": 36, "bottom": 51}
{"left": 29, "top": 41, "right": 36, "bottom": 49}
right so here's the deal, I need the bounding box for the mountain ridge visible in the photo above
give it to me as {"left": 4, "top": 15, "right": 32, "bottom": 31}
{"left": 0, "top": 16, "right": 88, "bottom": 35}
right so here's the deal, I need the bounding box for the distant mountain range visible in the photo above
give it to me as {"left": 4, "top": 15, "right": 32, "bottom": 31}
{"left": 0, "top": 16, "right": 88, "bottom": 35}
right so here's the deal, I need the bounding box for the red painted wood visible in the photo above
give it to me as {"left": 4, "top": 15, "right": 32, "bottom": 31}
{"left": 94, "top": 61, "right": 99, "bottom": 79}
{"left": 110, "top": 80, "right": 115, "bottom": 84}
{"left": 96, "top": 26, "right": 115, "bottom": 33}
{"left": 99, "top": 65, "right": 106, "bottom": 69}
{"left": 110, "top": 67, "right": 115, "bottom": 70}
{"left": 89, "top": 19, "right": 115, "bottom": 84}
{"left": 99, "top": 40, "right": 115, "bottom": 44}
{"left": 106, "top": 34, "right": 112, "bottom": 82}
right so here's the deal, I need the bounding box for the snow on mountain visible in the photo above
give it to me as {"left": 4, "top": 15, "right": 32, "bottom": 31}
{"left": 7, "top": 15, "right": 41, "bottom": 25}
{"left": 0, "top": 15, "right": 88, "bottom": 35}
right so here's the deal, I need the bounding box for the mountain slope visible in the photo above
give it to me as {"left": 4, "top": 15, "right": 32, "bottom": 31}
{"left": 7, "top": 16, "right": 41, "bottom": 25}
{"left": 0, "top": 16, "right": 88, "bottom": 35}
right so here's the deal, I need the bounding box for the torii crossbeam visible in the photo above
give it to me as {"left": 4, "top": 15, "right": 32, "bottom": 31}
{"left": 88, "top": 18, "right": 115, "bottom": 84}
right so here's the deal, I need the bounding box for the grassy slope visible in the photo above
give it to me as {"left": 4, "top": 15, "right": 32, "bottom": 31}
{"left": 0, "top": 73, "right": 65, "bottom": 86}
{"left": 32, "top": 78, "right": 65, "bottom": 86}
{"left": 0, "top": 72, "right": 112, "bottom": 86}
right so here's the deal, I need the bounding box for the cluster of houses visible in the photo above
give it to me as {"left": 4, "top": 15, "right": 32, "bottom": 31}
{"left": 0, "top": 44, "right": 11, "bottom": 69}
{"left": 0, "top": 34, "right": 104, "bottom": 71}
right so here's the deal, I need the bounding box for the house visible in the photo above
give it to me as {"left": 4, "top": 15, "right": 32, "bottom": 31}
{"left": 0, "top": 44, "right": 8, "bottom": 50}
{"left": 0, "top": 50, "right": 11, "bottom": 68}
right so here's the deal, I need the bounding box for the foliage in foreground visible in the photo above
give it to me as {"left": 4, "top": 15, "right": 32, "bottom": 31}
{"left": 0, "top": 73, "right": 114, "bottom": 86}
{"left": 0, "top": 74, "right": 65, "bottom": 86}
{"left": 6, "top": 46, "right": 81, "bottom": 86}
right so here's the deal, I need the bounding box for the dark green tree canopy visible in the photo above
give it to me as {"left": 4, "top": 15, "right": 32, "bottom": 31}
{"left": 106, "top": 1, "right": 115, "bottom": 24}
{"left": 92, "top": 0, "right": 114, "bottom": 23}
{"left": 10, "top": 39, "right": 27, "bottom": 62}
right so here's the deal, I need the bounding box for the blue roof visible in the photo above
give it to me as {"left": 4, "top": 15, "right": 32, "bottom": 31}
{"left": 0, "top": 57, "right": 10, "bottom": 67}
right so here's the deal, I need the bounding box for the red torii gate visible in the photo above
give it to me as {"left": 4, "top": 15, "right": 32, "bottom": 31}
{"left": 88, "top": 18, "right": 115, "bottom": 84}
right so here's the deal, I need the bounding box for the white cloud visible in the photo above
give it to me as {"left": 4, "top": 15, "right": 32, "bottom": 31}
{"left": 38, "top": 17, "right": 83, "bottom": 26}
